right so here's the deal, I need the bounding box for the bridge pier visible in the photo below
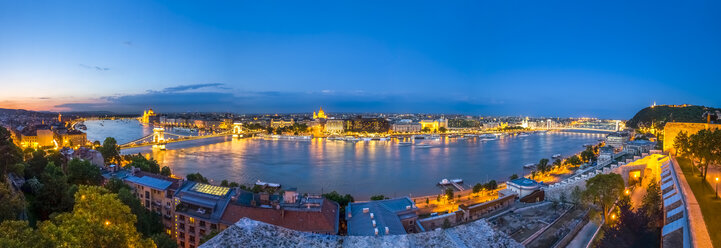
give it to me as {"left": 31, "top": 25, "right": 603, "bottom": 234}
{"left": 232, "top": 122, "right": 243, "bottom": 138}
{"left": 152, "top": 127, "right": 166, "bottom": 150}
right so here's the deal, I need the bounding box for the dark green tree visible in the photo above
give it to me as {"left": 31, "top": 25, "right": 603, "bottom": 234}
{"left": 33, "top": 163, "right": 76, "bottom": 220}
{"left": 160, "top": 166, "right": 172, "bottom": 177}
{"left": 483, "top": 180, "right": 498, "bottom": 190}
{"left": 0, "top": 127, "right": 22, "bottom": 176}
{"left": 472, "top": 183, "right": 483, "bottom": 193}
{"left": 98, "top": 137, "right": 120, "bottom": 165}
{"left": 583, "top": 173, "right": 625, "bottom": 221}
{"left": 186, "top": 172, "right": 209, "bottom": 184}
{"left": 509, "top": 174, "right": 519, "bottom": 180}
{"left": 0, "top": 181, "right": 25, "bottom": 222}
{"left": 151, "top": 233, "right": 178, "bottom": 248}
{"left": 66, "top": 159, "right": 102, "bottom": 186}
{"left": 370, "top": 195, "right": 389, "bottom": 201}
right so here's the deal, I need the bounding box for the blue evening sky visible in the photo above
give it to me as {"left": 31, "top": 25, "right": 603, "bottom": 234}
{"left": 1, "top": 0, "right": 720, "bottom": 118}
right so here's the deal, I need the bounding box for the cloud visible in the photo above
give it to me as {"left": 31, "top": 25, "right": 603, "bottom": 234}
{"left": 122, "top": 41, "right": 133, "bottom": 46}
{"left": 160, "top": 83, "right": 227, "bottom": 93}
{"left": 79, "top": 64, "right": 110, "bottom": 71}
{"left": 53, "top": 85, "right": 496, "bottom": 114}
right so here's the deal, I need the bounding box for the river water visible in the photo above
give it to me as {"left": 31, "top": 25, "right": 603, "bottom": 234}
{"left": 84, "top": 119, "right": 603, "bottom": 199}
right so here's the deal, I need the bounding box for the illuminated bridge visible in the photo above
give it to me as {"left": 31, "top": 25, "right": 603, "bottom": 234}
{"left": 119, "top": 123, "right": 249, "bottom": 149}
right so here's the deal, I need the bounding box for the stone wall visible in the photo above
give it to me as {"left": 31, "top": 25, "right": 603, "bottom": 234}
{"left": 663, "top": 122, "right": 721, "bottom": 154}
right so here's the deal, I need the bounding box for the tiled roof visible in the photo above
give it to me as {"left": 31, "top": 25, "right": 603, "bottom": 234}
{"left": 220, "top": 199, "right": 339, "bottom": 234}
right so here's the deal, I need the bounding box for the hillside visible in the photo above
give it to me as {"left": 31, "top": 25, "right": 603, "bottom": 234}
{"left": 626, "top": 105, "right": 719, "bottom": 129}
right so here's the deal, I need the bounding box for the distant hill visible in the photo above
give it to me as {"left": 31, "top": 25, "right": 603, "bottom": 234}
{"left": 626, "top": 104, "right": 720, "bottom": 129}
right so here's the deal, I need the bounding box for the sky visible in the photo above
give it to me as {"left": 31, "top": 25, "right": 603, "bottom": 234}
{"left": 1, "top": 0, "right": 720, "bottom": 119}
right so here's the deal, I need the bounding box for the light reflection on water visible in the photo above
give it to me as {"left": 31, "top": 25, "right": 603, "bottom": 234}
{"left": 88, "top": 120, "right": 603, "bottom": 199}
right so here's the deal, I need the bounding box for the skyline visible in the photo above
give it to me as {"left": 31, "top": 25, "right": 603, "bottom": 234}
{"left": 2, "top": 1, "right": 721, "bottom": 118}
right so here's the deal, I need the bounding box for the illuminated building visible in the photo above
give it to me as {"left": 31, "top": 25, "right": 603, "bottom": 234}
{"left": 141, "top": 109, "right": 157, "bottom": 124}
{"left": 324, "top": 119, "right": 345, "bottom": 134}
{"left": 391, "top": 123, "right": 421, "bottom": 133}
{"left": 270, "top": 119, "right": 295, "bottom": 128}
{"left": 344, "top": 117, "right": 390, "bottom": 133}
{"left": 313, "top": 107, "right": 328, "bottom": 120}
{"left": 419, "top": 118, "right": 447, "bottom": 132}
{"left": 123, "top": 172, "right": 182, "bottom": 237}
{"left": 58, "top": 129, "right": 87, "bottom": 147}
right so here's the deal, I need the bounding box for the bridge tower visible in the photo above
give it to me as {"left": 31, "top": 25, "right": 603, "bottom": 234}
{"left": 232, "top": 122, "right": 243, "bottom": 138}
{"left": 152, "top": 127, "right": 166, "bottom": 150}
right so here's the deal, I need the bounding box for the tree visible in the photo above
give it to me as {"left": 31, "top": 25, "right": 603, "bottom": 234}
{"left": 26, "top": 149, "right": 48, "bottom": 179}
{"left": 38, "top": 185, "right": 156, "bottom": 247}
{"left": 472, "top": 183, "right": 483, "bottom": 193}
{"left": 445, "top": 188, "right": 454, "bottom": 200}
{"left": 509, "top": 174, "right": 519, "bottom": 180}
{"left": 220, "top": 180, "right": 229, "bottom": 187}
{"left": 186, "top": 172, "right": 209, "bottom": 184}
{"left": 438, "top": 127, "right": 447, "bottom": 133}
{"left": 199, "top": 230, "right": 220, "bottom": 245}
{"left": 322, "top": 191, "right": 354, "bottom": 207}
{"left": 104, "top": 178, "right": 131, "bottom": 193}
{"left": 566, "top": 155, "right": 582, "bottom": 166}
{"left": 583, "top": 173, "right": 625, "bottom": 221}
{"left": 483, "top": 180, "right": 498, "bottom": 190}
{"left": 67, "top": 158, "right": 102, "bottom": 186}
{"left": 98, "top": 137, "right": 120, "bottom": 165}
{"left": 228, "top": 182, "right": 239, "bottom": 187}
{"left": 688, "top": 129, "right": 721, "bottom": 181}
{"left": 422, "top": 127, "right": 431, "bottom": 133}
{"left": 553, "top": 159, "right": 562, "bottom": 169}
{"left": 598, "top": 200, "right": 658, "bottom": 248}
{"left": 151, "top": 233, "right": 177, "bottom": 248}
{"left": 116, "top": 187, "right": 163, "bottom": 238}
{"left": 0, "top": 181, "right": 25, "bottom": 222}
{"left": 673, "top": 131, "right": 691, "bottom": 157}
{"left": 370, "top": 195, "right": 389, "bottom": 201}
{"left": 33, "top": 163, "right": 76, "bottom": 220}
{"left": 580, "top": 149, "right": 595, "bottom": 163}
{"left": 160, "top": 166, "right": 171, "bottom": 177}
{"left": 0, "top": 220, "right": 53, "bottom": 248}
{"left": 570, "top": 186, "right": 583, "bottom": 205}
{"left": 0, "top": 127, "right": 22, "bottom": 177}
{"left": 641, "top": 177, "right": 663, "bottom": 228}
{"left": 538, "top": 158, "right": 550, "bottom": 173}
{"left": 125, "top": 154, "right": 162, "bottom": 174}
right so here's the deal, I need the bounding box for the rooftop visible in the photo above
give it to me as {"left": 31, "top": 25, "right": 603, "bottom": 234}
{"left": 346, "top": 197, "right": 418, "bottom": 236}
{"left": 508, "top": 178, "right": 539, "bottom": 187}
{"left": 125, "top": 175, "right": 173, "bottom": 190}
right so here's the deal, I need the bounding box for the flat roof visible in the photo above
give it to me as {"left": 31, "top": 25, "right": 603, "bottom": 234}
{"left": 190, "top": 183, "right": 231, "bottom": 196}
{"left": 125, "top": 176, "right": 172, "bottom": 190}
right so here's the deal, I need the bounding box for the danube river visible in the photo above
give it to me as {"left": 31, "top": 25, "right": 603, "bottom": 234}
{"left": 84, "top": 120, "right": 604, "bottom": 199}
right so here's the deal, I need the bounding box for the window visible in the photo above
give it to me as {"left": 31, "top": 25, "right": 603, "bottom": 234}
{"left": 210, "top": 224, "right": 217, "bottom": 230}
{"left": 199, "top": 221, "right": 205, "bottom": 227}
{"left": 180, "top": 241, "right": 184, "bottom": 247}
{"left": 145, "top": 200, "right": 150, "bottom": 207}
{"left": 179, "top": 223, "right": 185, "bottom": 230}
{"left": 179, "top": 232, "right": 185, "bottom": 239}
{"left": 199, "top": 229, "right": 205, "bottom": 236}
{"left": 188, "top": 217, "right": 195, "bottom": 224}
{"left": 145, "top": 191, "right": 150, "bottom": 198}
{"left": 189, "top": 235, "right": 195, "bottom": 242}
{"left": 189, "top": 226, "right": 195, "bottom": 233}
{"left": 179, "top": 215, "right": 185, "bottom": 221}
